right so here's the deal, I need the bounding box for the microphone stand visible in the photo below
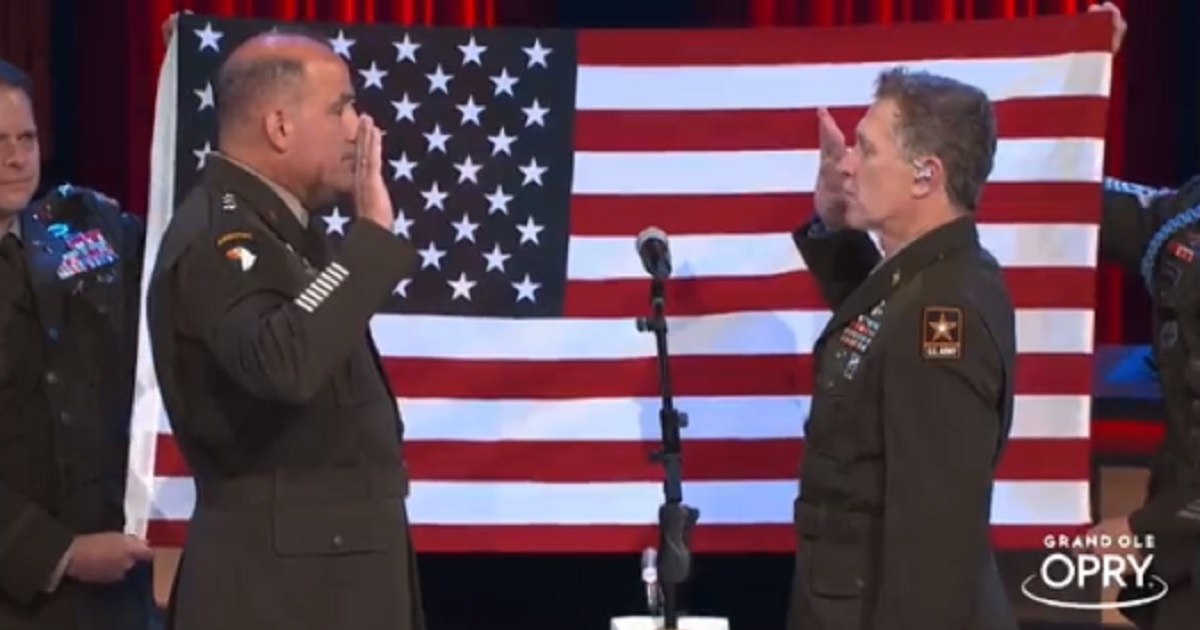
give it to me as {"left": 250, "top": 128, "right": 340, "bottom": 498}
{"left": 636, "top": 276, "right": 700, "bottom": 630}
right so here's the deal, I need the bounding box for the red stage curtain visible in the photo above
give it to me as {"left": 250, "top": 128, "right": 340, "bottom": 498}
{"left": 0, "top": 0, "right": 54, "bottom": 161}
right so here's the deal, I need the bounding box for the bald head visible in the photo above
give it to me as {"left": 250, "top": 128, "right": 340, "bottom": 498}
{"left": 214, "top": 29, "right": 339, "bottom": 139}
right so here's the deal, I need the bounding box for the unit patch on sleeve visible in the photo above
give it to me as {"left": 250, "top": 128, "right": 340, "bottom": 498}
{"left": 217, "top": 231, "right": 257, "bottom": 272}
{"left": 921, "top": 306, "right": 962, "bottom": 360}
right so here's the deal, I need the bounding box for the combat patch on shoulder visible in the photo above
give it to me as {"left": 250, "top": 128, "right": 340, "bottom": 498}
{"left": 217, "top": 231, "right": 257, "bottom": 272}
{"left": 921, "top": 306, "right": 962, "bottom": 360}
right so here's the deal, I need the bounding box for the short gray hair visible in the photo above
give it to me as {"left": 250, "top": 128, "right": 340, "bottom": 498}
{"left": 874, "top": 67, "right": 997, "bottom": 212}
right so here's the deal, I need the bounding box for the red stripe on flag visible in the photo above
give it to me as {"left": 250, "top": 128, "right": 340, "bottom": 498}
{"left": 573, "top": 97, "right": 1109, "bottom": 152}
{"left": 576, "top": 14, "right": 1110, "bottom": 66}
{"left": 562, "top": 268, "right": 1096, "bottom": 317}
{"left": 146, "top": 521, "right": 1085, "bottom": 552}
{"left": 568, "top": 184, "right": 1101, "bottom": 236}
{"left": 377, "top": 354, "right": 1091, "bottom": 399}
{"left": 152, "top": 435, "right": 1089, "bottom": 481}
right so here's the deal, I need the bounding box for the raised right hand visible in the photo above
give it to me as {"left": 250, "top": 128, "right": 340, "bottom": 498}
{"left": 813, "top": 107, "right": 849, "bottom": 229}
{"left": 65, "top": 533, "right": 154, "bottom": 584}
{"left": 352, "top": 114, "right": 395, "bottom": 232}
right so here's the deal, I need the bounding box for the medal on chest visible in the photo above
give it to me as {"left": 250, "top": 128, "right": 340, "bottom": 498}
{"left": 834, "top": 300, "right": 886, "bottom": 380}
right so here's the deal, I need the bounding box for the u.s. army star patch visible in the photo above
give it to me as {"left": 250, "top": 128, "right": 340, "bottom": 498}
{"left": 921, "top": 306, "right": 962, "bottom": 360}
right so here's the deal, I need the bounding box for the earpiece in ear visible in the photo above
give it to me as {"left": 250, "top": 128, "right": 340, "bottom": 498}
{"left": 915, "top": 165, "right": 933, "bottom": 181}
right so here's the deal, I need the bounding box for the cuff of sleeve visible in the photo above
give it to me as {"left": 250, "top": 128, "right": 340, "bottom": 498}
{"left": 340, "top": 219, "right": 417, "bottom": 279}
{"left": 45, "top": 546, "right": 73, "bottom": 593}
{"left": 806, "top": 216, "right": 837, "bottom": 237}
{"left": 0, "top": 511, "right": 75, "bottom": 605}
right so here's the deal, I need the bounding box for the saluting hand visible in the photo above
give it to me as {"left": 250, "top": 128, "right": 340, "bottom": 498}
{"left": 813, "top": 107, "right": 849, "bottom": 229}
{"left": 65, "top": 532, "right": 155, "bottom": 584}
{"left": 352, "top": 114, "right": 395, "bottom": 233}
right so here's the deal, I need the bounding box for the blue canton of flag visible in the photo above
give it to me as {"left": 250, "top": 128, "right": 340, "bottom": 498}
{"left": 174, "top": 19, "right": 576, "bottom": 319}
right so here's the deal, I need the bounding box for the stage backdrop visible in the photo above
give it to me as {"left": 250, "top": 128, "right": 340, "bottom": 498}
{"left": 63, "top": 0, "right": 1196, "bottom": 471}
{"left": 125, "top": 11, "right": 1114, "bottom": 554}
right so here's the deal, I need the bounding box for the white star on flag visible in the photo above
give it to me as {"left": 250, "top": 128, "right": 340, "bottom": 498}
{"left": 389, "top": 153, "right": 417, "bottom": 181}
{"left": 329, "top": 30, "right": 355, "bottom": 58}
{"left": 482, "top": 244, "right": 511, "bottom": 272}
{"left": 458, "top": 36, "right": 487, "bottom": 66}
{"left": 453, "top": 156, "right": 482, "bottom": 184}
{"left": 522, "top": 39, "right": 551, "bottom": 68}
{"left": 426, "top": 65, "right": 453, "bottom": 94}
{"left": 392, "top": 277, "right": 412, "bottom": 297}
{"left": 392, "top": 211, "right": 415, "bottom": 239}
{"left": 359, "top": 62, "right": 388, "bottom": 89}
{"left": 487, "top": 128, "right": 516, "bottom": 156}
{"left": 519, "top": 158, "right": 547, "bottom": 187}
{"left": 421, "top": 182, "right": 448, "bottom": 210}
{"left": 193, "top": 141, "right": 213, "bottom": 170}
{"left": 456, "top": 96, "right": 485, "bottom": 126}
{"left": 451, "top": 214, "right": 480, "bottom": 243}
{"left": 416, "top": 242, "right": 446, "bottom": 270}
{"left": 511, "top": 273, "right": 540, "bottom": 303}
{"left": 447, "top": 272, "right": 478, "bottom": 301}
{"left": 423, "top": 125, "right": 451, "bottom": 153}
{"left": 393, "top": 34, "right": 420, "bottom": 62}
{"left": 194, "top": 82, "right": 214, "bottom": 110}
{"left": 194, "top": 23, "right": 223, "bottom": 52}
{"left": 391, "top": 94, "right": 419, "bottom": 122}
{"left": 516, "top": 216, "right": 544, "bottom": 245}
{"left": 490, "top": 68, "right": 519, "bottom": 97}
{"left": 521, "top": 99, "right": 548, "bottom": 127}
{"left": 322, "top": 208, "right": 351, "bottom": 235}
{"left": 485, "top": 185, "right": 513, "bottom": 215}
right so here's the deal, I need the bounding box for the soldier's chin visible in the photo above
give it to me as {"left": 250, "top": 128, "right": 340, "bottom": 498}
{"left": 843, "top": 206, "right": 871, "bottom": 231}
{"left": 0, "top": 189, "right": 33, "bottom": 214}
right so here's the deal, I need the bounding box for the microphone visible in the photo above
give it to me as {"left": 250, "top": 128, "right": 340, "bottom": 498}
{"left": 641, "top": 546, "right": 660, "bottom": 613}
{"left": 636, "top": 226, "right": 672, "bottom": 279}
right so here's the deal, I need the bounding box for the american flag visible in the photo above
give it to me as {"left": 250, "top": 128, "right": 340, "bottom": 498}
{"left": 125, "top": 13, "right": 1113, "bottom": 552}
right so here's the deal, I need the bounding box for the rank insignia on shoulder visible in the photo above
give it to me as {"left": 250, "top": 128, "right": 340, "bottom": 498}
{"left": 221, "top": 192, "right": 237, "bottom": 212}
{"left": 921, "top": 306, "right": 962, "bottom": 360}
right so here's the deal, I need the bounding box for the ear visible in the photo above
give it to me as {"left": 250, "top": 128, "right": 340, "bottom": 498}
{"left": 262, "top": 109, "right": 292, "bottom": 153}
{"left": 911, "top": 156, "right": 942, "bottom": 199}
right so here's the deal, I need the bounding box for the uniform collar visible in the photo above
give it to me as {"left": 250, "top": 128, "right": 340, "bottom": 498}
{"left": 875, "top": 215, "right": 979, "bottom": 283}
{"left": 210, "top": 152, "right": 310, "bottom": 227}
{"left": 3, "top": 213, "right": 22, "bottom": 241}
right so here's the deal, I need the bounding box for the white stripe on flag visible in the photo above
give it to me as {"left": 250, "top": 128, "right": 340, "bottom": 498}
{"left": 147, "top": 477, "right": 1091, "bottom": 526}
{"left": 155, "top": 394, "right": 1090, "bottom": 441}
{"left": 565, "top": 225, "right": 1099, "bottom": 280}
{"left": 369, "top": 309, "right": 1094, "bottom": 359}
{"left": 570, "top": 141, "right": 1104, "bottom": 195}
{"left": 123, "top": 31, "right": 179, "bottom": 540}
{"left": 575, "top": 52, "right": 1112, "bottom": 110}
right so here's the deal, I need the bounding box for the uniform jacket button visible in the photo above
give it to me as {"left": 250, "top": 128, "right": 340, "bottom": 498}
{"left": 332, "top": 534, "right": 344, "bottom": 548}
{"left": 45, "top": 371, "right": 58, "bottom": 385}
